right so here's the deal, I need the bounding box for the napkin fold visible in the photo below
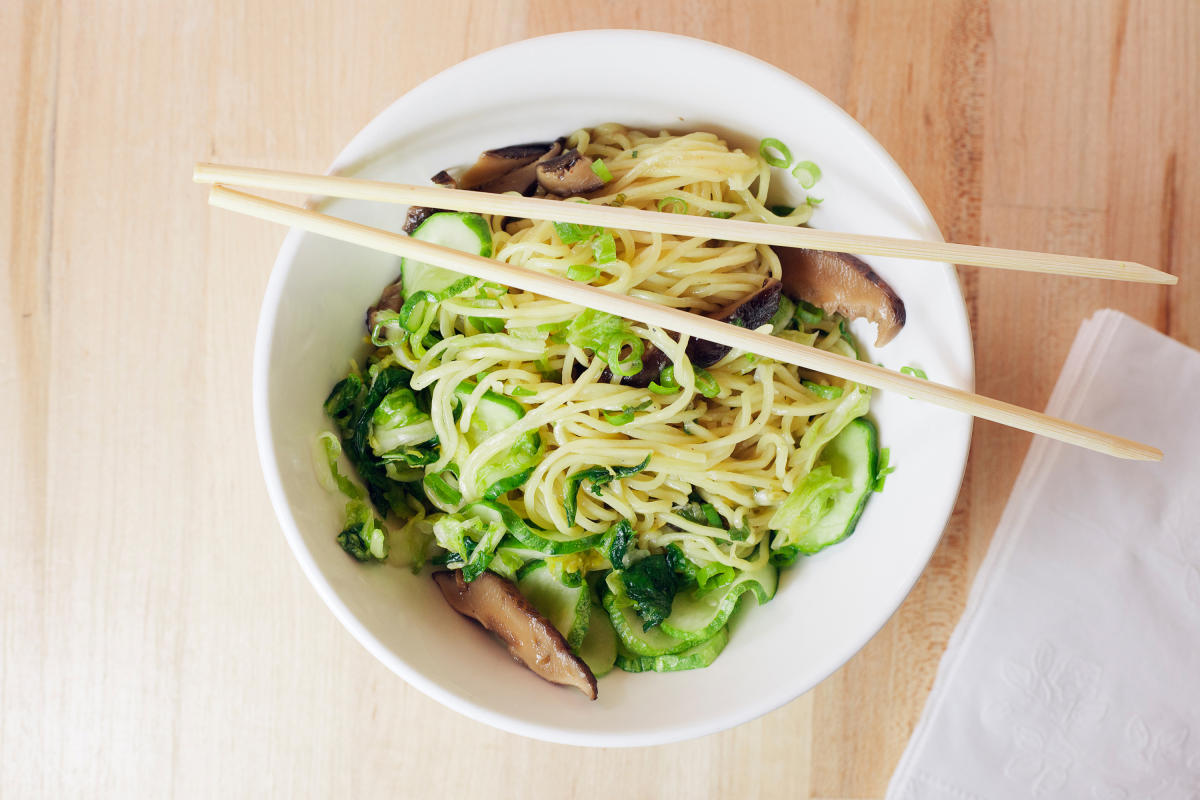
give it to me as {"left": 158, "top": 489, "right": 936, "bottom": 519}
{"left": 887, "top": 310, "right": 1200, "bottom": 800}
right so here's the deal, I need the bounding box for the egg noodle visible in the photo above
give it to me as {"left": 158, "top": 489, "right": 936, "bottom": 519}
{"left": 367, "top": 124, "right": 871, "bottom": 572}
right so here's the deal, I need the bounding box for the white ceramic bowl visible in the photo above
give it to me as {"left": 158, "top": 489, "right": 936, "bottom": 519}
{"left": 254, "top": 30, "right": 973, "bottom": 746}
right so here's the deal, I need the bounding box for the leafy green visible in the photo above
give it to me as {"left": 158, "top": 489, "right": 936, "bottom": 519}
{"left": 323, "top": 374, "right": 363, "bottom": 428}
{"left": 603, "top": 399, "right": 653, "bottom": 426}
{"left": 621, "top": 554, "right": 681, "bottom": 631}
{"left": 553, "top": 221, "right": 603, "bottom": 244}
{"left": 601, "top": 519, "right": 635, "bottom": 569}
{"left": 563, "top": 454, "right": 652, "bottom": 527}
{"left": 370, "top": 387, "right": 436, "bottom": 453}
{"left": 337, "top": 501, "right": 388, "bottom": 562}
{"left": 565, "top": 309, "right": 644, "bottom": 377}
{"left": 431, "top": 511, "right": 505, "bottom": 582}
{"left": 325, "top": 365, "right": 415, "bottom": 518}
{"left": 768, "top": 465, "right": 851, "bottom": 550}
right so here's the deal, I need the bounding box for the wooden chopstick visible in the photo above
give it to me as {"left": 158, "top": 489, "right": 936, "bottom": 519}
{"left": 208, "top": 184, "right": 1161, "bottom": 461}
{"left": 195, "top": 163, "right": 1176, "bottom": 285}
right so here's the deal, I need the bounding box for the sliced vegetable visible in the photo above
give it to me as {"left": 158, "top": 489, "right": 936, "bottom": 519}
{"left": 517, "top": 560, "right": 591, "bottom": 650}
{"left": 615, "top": 626, "right": 729, "bottom": 673}
{"left": 453, "top": 381, "right": 543, "bottom": 499}
{"left": 758, "top": 137, "right": 793, "bottom": 168}
{"left": 659, "top": 557, "right": 777, "bottom": 644}
{"left": 602, "top": 584, "right": 693, "bottom": 657}
{"left": 773, "top": 418, "right": 879, "bottom": 555}
{"left": 778, "top": 248, "right": 906, "bottom": 347}
{"left": 400, "top": 212, "right": 492, "bottom": 300}
{"left": 577, "top": 605, "right": 618, "bottom": 677}
{"left": 433, "top": 570, "right": 597, "bottom": 699}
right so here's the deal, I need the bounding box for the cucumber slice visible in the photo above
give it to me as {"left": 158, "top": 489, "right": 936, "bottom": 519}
{"left": 601, "top": 581, "right": 693, "bottom": 657}
{"left": 453, "top": 381, "right": 544, "bottom": 499}
{"left": 577, "top": 604, "right": 618, "bottom": 678}
{"left": 401, "top": 212, "right": 491, "bottom": 298}
{"left": 517, "top": 560, "right": 590, "bottom": 650}
{"left": 615, "top": 627, "right": 730, "bottom": 673}
{"left": 791, "top": 418, "right": 879, "bottom": 554}
{"left": 658, "top": 558, "right": 778, "bottom": 645}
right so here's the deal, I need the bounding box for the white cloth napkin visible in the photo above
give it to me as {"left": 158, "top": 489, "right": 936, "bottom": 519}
{"left": 887, "top": 310, "right": 1200, "bottom": 800}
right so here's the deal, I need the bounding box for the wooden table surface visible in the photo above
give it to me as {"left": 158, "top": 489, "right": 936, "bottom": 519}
{"left": 4, "top": 1, "right": 1197, "bottom": 797}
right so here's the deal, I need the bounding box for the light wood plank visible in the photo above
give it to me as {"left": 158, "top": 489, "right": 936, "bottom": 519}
{"left": 3, "top": 1, "right": 1197, "bottom": 798}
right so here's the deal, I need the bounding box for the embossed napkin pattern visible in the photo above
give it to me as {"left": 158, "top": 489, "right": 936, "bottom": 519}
{"left": 888, "top": 311, "right": 1200, "bottom": 800}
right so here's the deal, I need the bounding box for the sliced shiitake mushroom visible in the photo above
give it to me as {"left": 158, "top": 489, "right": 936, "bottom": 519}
{"left": 433, "top": 569, "right": 598, "bottom": 700}
{"left": 365, "top": 273, "right": 404, "bottom": 334}
{"left": 536, "top": 148, "right": 605, "bottom": 197}
{"left": 778, "top": 248, "right": 906, "bottom": 346}
{"left": 457, "top": 142, "right": 558, "bottom": 190}
{"left": 476, "top": 138, "right": 565, "bottom": 196}
{"left": 404, "top": 141, "right": 567, "bottom": 234}
{"left": 685, "top": 278, "right": 783, "bottom": 368}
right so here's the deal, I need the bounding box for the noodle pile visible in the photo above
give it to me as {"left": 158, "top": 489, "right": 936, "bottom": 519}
{"left": 378, "top": 125, "right": 868, "bottom": 571}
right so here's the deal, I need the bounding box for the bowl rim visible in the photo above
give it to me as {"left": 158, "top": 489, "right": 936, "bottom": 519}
{"left": 252, "top": 28, "right": 975, "bottom": 747}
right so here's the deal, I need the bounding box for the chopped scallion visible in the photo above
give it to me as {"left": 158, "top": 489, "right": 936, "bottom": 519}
{"left": 794, "top": 299, "right": 825, "bottom": 325}
{"left": 510, "top": 386, "right": 536, "bottom": 397}
{"left": 791, "top": 160, "right": 822, "bottom": 189}
{"left": 693, "top": 367, "right": 720, "bottom": 398}
{"left": 873, "top": 448, "right": 896, "bottom": 492}
{"left": 553, "top": 220, "right": 603, "bottom": 244}
{"left": 759, "top": 137, "right": 793, "bottom": 169}
{"left": 710, "top": 210, "right": 735, "bottom": 219}
{"left": 567, "top": 264, "right": 601, "bottom": 282}
{"left": 591, "top": 231, "right": 617, "bottom": 264}
{"left": 802, "top": 380, "right": 843, "bottom": 400}
{"left": 591, "top": 158, "right": 613, "bottom": 183}
{"left": 656, "top": 196, "right": 688, "bottom": 214}
{"left": 901, "top": 366, "right": 929, "bottom": 379}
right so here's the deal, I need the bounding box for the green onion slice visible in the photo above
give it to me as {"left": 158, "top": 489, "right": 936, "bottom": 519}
{"left": 656, "top": 196, "right": 688, "bottom": 214}
{"left": 567, "top": 264, "right": 600, "bottom": 282}
{"left": 791, "top": 160, "right": 822, "bottom": 189}
{"left": 693, "top": 367, "right": 720, "bottom": 398}
{"left": 759, "top": 137, "right": 793, "bottom": 169}
{"left": 801, "top": 380, "right": 843, "bottom": 400}
{"left": 591, "top": 158, "right": 613, "bottom": 182}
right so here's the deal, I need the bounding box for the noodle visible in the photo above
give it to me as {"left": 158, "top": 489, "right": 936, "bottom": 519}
{"left": 374, "top": 125, "right": 866, "bottom": 569}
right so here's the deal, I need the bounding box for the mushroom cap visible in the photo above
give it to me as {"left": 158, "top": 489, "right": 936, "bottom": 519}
{"left": 535, "top": 149, "right": 606, "bottom": 197}
{"left": 433, "top": 570, "right": 598, "bottom": 700}
{"left": 457, "top": 141, "right": 559, "bottom": 190}
{"left": 778, "top": 248, "right": 906, "bottom": 346}
{"left": 475, "top": 139, "right": 565, "bottom": 196}
{"left": 686, "top": 278, "right": 783, "bottom": 367}
{"left": 364, "top": 273, "right": 404, "bottom": 333}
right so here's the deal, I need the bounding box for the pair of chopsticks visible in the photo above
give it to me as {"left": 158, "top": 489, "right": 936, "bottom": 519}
{"left": 195, "top": 163, "right": 1169, "bottom": 461}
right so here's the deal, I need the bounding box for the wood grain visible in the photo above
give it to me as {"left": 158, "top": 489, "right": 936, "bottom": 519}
{"left": 4, "top": 1, "right": 1196, "bottom": 797}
